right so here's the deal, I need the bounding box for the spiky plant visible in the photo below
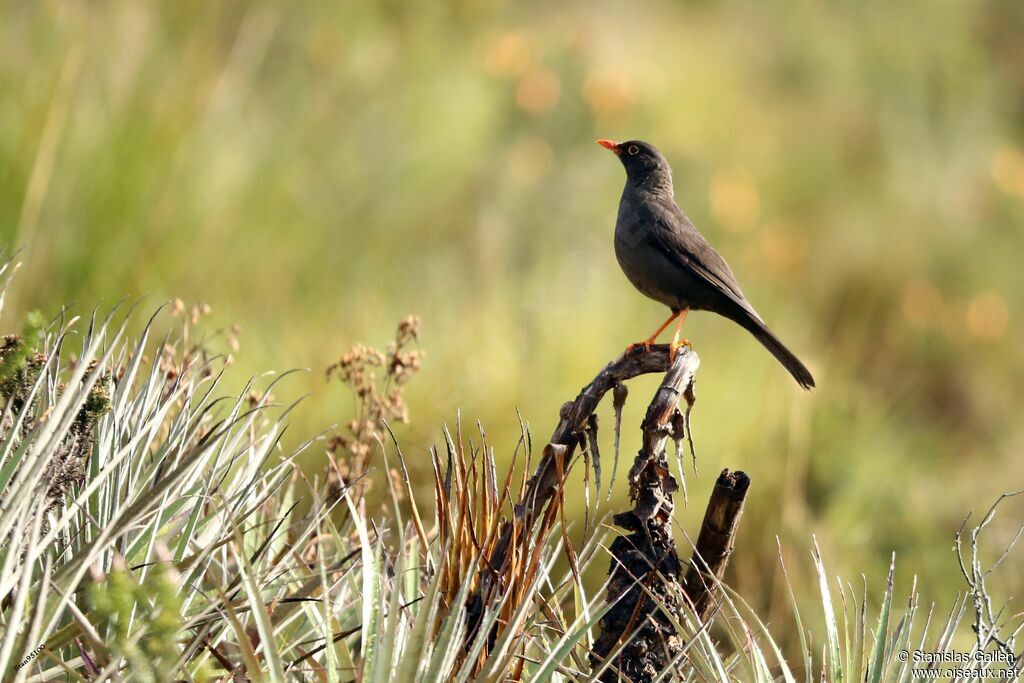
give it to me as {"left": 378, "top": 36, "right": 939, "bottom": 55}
{"left": 0, "top": 253, "right": 612, "bottom": 681}
{"left": 0, "top": 251, "right": 1020, "bottom": 682}
{"left": 0, "top": 259, "right": 314, "bottom": 680}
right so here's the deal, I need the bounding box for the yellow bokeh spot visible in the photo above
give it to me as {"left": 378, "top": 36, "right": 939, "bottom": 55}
{"left": 990, "top": 146, "right": 1024, "bottom": 199}
{"left": 516, "top": 67, "right": 561, "bottom": 114}
{"left": 481, "top": 32, "right": 532, "bottom": 78}
{"left": 581, "top": 70, "right": 634, "bottom": 116}
{"left": 965, "top": 291, "right": 1009, "bottom": 340}
{"left": 709, "top": 169, "right": 760, "bottom": 232}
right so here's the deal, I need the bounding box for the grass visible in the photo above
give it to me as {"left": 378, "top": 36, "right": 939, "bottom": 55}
{"left": 0, "top": 256, "right": 1021, "bottom": 681}
{"left": 3, "top": 1, "right": 1023, "bottom": 617}
{"left": 1, "top": 1, "right": 1022, "bottom": 678}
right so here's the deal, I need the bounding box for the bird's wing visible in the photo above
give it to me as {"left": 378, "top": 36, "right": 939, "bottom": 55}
{"left": 642, "top": 197, "right": 763, "bottom": 320}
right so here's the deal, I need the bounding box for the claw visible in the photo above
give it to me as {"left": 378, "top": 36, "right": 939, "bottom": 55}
{"left": 669, "top": 339, "right": 691, "bottom": 363}
{"left": 624, "top": 341, "right": 654, "bottom": 355}
{"left": 627, "top": 308, "right": 691, "bottom": 358}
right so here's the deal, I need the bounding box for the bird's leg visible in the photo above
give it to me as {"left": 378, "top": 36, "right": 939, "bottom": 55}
{"left": 669, "top": 308, "right": 691, "bottom": 362}
{"left": 626, "top": 310, "right": 680, "bottom": 354}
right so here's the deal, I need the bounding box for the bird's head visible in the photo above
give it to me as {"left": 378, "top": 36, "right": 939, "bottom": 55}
{"left": 596, "top": 139, "right": 673, "bottom": 194}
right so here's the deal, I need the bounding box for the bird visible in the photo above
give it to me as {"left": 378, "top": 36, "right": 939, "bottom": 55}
{"left": 597, "top": 138, "right": 815, "bottom": 390}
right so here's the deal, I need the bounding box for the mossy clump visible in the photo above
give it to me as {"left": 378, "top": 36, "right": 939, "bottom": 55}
{"left": 0, "top": 310, "right": 46, "bottom": 409}
{"left": 0, "top": 310, "right": 112, "bottom": 533}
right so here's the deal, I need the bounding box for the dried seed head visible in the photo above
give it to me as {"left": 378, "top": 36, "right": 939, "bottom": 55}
{"left": 324, "top": 316, "right": 424, "bottom": 483}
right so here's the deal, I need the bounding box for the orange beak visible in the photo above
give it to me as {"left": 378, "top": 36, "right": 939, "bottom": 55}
{"left": 596, "top": 139, "right": 621, "bottom": 155}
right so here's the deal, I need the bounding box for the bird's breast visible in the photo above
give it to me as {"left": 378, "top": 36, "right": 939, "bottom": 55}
{"left": 614, "top": 219, "right": 683, "bottom": 310}
{"left": 613, "top": 199, "right": 710, "bottom": 311}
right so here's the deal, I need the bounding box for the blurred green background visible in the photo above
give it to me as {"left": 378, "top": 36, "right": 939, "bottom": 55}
{"left": 3, "top": 0, "right": 1023, "bottom": 640}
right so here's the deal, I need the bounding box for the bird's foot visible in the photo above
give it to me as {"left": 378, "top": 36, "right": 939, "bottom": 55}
{"left": 669, "top": 339, "right": 691, "bottom": 363}
{"left": 625, "top": 340, "right": 655, "bottom": 355}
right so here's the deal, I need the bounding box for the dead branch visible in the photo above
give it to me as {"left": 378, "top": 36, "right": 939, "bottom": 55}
{"left": 488, "top": 345, "right": 698, "bottom": 577}
{"left": 682, "top": 469, "right": 750, "bottom": 620}
{"left": 465, "top": 343, "right": 750, "bottom": 682}
{"left": 955, "top": 489, "right": 1024, "bottom": 658}
{"left": 588, "top": 358, "right": 750, "bottom": 681}
{"left": 590, "top": 349, "right": 698, "bottom": 681}
{"left": 466, "top": 346, "right": 697, "bottom": 656}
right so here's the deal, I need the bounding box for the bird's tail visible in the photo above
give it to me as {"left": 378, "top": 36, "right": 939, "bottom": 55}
{"left": 731, "top": 307, "right": 815, "bottom": 390}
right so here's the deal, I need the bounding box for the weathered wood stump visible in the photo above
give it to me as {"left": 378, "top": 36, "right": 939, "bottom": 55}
{"left": 683, "top": 469, "right": 750, "bottom": 619}
{"left": 466, "top": 346, "right": 749, "bottom": 681}
{"left": 589, "top": 351, "right": 750, "bottom": 681}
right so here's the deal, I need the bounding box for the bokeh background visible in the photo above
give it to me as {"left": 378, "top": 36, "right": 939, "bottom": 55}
{"left": 3, "top": 0, "right": 1023, "bottom": 645}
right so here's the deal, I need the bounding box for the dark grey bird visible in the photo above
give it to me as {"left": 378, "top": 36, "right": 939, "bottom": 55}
{"left": 597, "top": 138, "right": 815, "bottom": 389}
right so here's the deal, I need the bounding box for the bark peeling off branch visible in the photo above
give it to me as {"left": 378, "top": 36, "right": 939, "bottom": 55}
{"left": 467, "top": 347, "right": 698, "bottom": 660}
{"left": 491, "top": 345, "right": 699, "bottom": 573}
{"left": 466, "top": 343, "right": 754, "bottom": 683}
{"left": 591, "top": 356, "right": 749, "bottom": 682}
{"left": 591, "top": 351, "right": 698, "bottom": 681}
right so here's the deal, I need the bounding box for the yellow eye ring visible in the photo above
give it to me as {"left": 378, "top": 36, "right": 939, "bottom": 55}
{"left": 627, "top": 145, "right": 639, "bottom": 156}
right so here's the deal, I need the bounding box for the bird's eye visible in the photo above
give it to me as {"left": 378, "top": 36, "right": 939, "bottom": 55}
{"left": 628, "top": 145, "right": 639, "bottom": 156}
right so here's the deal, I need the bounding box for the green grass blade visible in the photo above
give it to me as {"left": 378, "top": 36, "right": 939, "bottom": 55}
{"left": 867, "top": 555, "right": 895, "bottom": 683}
{"left": 812, "top": 538, "right": 843, "bottom": 683}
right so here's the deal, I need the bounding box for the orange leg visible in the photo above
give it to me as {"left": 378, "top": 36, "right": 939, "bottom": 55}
{"left": 626, "top": 309, "right": 682, "bottom": 354}
{"left": 668, "top": 308, "right": 691, "bottom": 362}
